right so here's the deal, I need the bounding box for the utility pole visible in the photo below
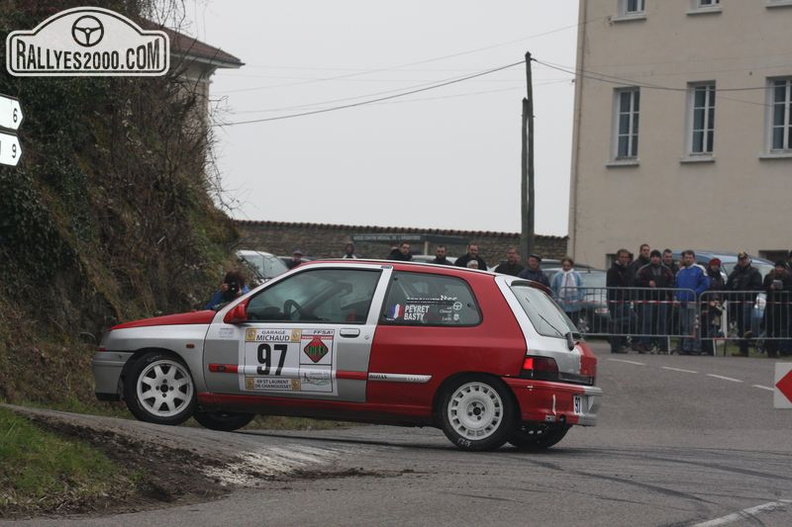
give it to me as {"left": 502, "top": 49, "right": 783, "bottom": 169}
{"left": 520, "top": 51, "right": 535, "bottom": 261}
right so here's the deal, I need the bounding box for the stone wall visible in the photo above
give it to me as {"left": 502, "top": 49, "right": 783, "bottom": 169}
{"left": 235, "top": 220, "right": 568, "bottom": 265}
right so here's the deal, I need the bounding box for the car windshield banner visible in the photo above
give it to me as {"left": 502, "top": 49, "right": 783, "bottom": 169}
{"left": 6, "top": 6, "right": 169, "bottom": 76}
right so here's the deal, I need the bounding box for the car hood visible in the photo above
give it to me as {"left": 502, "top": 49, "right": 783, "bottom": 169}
{"left": 112, "top": 310, "right": 215, "bottom": 330}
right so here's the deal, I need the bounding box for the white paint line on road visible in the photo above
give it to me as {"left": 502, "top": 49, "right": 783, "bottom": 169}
{"left": 692, "top": 499, "right": 792, "bottom": 526}
{"left": 752, "top": 384, "right": 775, "bottom": 391}
{"left": 661, "top": 366, "right": 698, "bottom": 374}
{"left": 706, "top": 374, "right": 743, "bottom": 383}
{"left": 609, "top": 359, "right": 646, "bottom": 366}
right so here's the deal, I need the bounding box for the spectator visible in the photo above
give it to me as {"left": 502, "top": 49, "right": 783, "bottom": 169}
{"left": 428, "top": 245, "right": 454, "bottom": 266}
{"left": 627, "top": 244, "right": 651, "bottom": 351}
{"left": 341, "top": 243, "right": 358, "bottom": 259}
{"left": 607, "top": 249, "right": 633, "bottom": 354}
{"left": 662, "top": 249, "right": 679, "bottom": 275}
{"left": 466, "top": 260, "right": 480, "bottom": 269}
{"left": 455, "top": 244, "right": 488, "bottom": 270}
{"left": 286, "top": 249, "right": 304, "bottom": 269}
{"left": 205, "top": 270, "right": 248, "bottom": 310}
{"left": 551, "top": 257, "right": 583, "bottom": 328}
{"left": 388, "top": 242, "right": 413, "bottom": 261}
{"left": 762, "top": 260, "right": 792, "bottom": 359}
{"left": 726, "top": 251, "right": 763, "bottom": 357}
{"left": 662, "top": 248, "right": 680, "bottom": 350}
{"left": 675, "top": 250, "right": 710, "bottom": 355}
{"left": 635, "top": 249, "right": 674, "bottom": 352}
{"left": 701, "top": 258, "right": 726, "bottom": 355}
{"left": 627, "top": 243, "right": 651, "bottom": 286}
{"left": 518, "top": 253, "right": 550, "bottom": 287}
{"left": 494, "top": 247, "right": 525, "bottom": 276}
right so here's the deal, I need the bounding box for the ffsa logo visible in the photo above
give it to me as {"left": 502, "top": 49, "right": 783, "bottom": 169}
{"left": 6, "top": 7, "right": 169, "bottom": 76}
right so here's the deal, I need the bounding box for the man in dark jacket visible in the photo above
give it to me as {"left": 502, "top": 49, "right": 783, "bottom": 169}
{"left": 388, "top": 242, "right": 413, "bottom": 261}
{"left": 455, "top": 244, "right": 488, "bottom": 270}
{"left": 494, "top": 247, "right": 525, "bottom": 276}
{"left": 428, "top": 245, "right": 454, "bottom": 266}
{"left": 517, "top": 253, "right": 550, "bottom": 286}
{"left": 726, "top": 251, "right": 763, "bottom": 356}
{"left": 635, "top": 250, "right": 675, "bottom": 351}
{"left": 607, "top": 249, "right": 633, "bottom": 353}
{"left": 701, "top": 258, "right": 726, "bottom": 355}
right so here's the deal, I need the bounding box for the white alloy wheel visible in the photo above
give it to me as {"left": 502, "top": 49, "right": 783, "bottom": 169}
{"left": 124, "top": 352, "right": 197, "bottom": 425}
{"left": 440, "top": 378, "right": 515, "bottom": 451}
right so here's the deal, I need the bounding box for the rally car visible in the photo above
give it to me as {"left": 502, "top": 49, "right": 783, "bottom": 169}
{"left": 93, "top": 260, "right": 602, "bottom": 451}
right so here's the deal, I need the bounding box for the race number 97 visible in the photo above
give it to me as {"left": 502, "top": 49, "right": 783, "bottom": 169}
{"left": 257, "top": 343, "right": 287, "bottom": 375}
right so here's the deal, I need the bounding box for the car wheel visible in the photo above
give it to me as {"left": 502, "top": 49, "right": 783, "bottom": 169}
{"left": 439, "top": 376, "right": 516, "bottom": 451}
{"left": 508, "top": 423, "right": 571, "bottom": 451}
{"left": 193, "top": 411, "right": 256, "bottom": 431}
{"left": 123, "top": 351, "right": 196, "bottom": 425}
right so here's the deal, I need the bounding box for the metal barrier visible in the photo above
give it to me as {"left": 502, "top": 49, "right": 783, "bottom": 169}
{"left": 553, "top": 287, "right": 792, "bottom": 356}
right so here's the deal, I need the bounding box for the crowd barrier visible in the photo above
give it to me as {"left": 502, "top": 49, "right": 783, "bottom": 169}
{"left": 553, "top": 286, "right": 792, "bottom": 355}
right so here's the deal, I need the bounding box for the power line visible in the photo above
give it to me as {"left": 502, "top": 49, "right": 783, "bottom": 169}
{"left": 216, "top": 60, "right": 526, "bottom": 126}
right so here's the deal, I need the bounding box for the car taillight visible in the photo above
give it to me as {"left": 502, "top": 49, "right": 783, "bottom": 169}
{"left": 520, "top": 356, "right": 559, "bottom": 381}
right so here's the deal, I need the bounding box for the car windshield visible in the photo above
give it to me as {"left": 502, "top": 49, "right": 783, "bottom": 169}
{"left": 238, "top": 251, "right": 289, "bottom": 280}
{"left": 508, "top": 283, "right": 579, "bottom": 338}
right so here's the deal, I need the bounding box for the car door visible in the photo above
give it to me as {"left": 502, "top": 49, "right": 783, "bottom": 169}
{"left": 203, "top": 265, "right": 389, "bottom": 402}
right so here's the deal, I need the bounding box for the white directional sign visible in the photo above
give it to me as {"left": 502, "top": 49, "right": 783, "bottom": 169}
{"left": 0, "top": 131, "right": 22, "bottom": 166}
{"left": 0, "top": 95, "right": 23, "bottom": 131}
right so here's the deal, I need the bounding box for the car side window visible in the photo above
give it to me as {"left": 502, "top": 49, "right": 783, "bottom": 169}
{"left": 381, "top": 271, "right": 481, "bottom": 326}
{"left": 246, "top": 269, "right": 381, "bottom": 323}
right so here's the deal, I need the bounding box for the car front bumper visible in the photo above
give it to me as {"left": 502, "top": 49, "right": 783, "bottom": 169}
{"left": 92, "top": 350, "right": 133, "bottom": 400}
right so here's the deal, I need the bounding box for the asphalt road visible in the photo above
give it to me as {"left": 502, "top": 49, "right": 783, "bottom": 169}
{"left": 5, "top": 341, "right": 792, "bottom": 526}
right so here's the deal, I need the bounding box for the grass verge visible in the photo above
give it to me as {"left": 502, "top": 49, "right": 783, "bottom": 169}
{"left": 0, "top": 406, "right": 127, "bottom": 518}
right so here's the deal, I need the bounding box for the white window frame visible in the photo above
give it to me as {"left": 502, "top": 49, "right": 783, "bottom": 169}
{"left": 768, "top": 77, "right": 792, "bottom": 153}
{"left": 687, "top": 82, "right": 716, "bottom": 156}
{"left": 623, "top": 0, "right": 646, "bottom": 14}
{"left": 688, "top": 0, "right": 722, "bottom": 14}
{"left": 613, "top": 88, "right": 640, "bottom": 161}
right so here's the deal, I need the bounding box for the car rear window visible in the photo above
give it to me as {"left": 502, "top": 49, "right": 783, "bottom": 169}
{"left": 509, "top": 283, "right": 578, "bottom": 338}
{"left": 381, "top": 271, "right": 481, "bottom": 326}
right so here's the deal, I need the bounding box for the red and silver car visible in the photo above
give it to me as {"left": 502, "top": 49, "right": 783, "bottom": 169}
{"left": 93, "top": 260, "right": 602, "bottom": 451}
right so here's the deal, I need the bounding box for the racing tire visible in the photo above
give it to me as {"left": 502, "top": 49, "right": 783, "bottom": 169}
{"left": 193, "top": 411, "right": 256, "bottom": 431}
{"left": 123, "top": 351, "right": 197, "bottom": 426}
{"left": 508, "top": 423, "right": 571, "bottom": 451}
{"left": 439, "top": 376, "right": 516, "bottom": 451}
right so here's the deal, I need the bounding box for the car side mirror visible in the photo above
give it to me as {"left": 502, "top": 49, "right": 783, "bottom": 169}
{"left": 223, "top": 303, "right": 248, "bottom": 324}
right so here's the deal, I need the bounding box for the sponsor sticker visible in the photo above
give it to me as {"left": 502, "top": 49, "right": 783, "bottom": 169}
{"left": 7, "top": 7, "right": 169, "bottom": 76}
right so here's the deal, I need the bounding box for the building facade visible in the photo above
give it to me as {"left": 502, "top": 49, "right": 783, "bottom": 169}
{"left": 569, "top": 0, "right": 792, "bottom": 268}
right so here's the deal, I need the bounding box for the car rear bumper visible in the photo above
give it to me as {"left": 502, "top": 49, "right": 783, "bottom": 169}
{"left": 91, "top": 351, "right": 133, "bottom": 400}
{"left": 503, "top": 378, "right": 602, "bottom": 426}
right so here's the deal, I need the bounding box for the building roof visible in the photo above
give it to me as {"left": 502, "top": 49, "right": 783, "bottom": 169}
{"left": 141, "top": 21, "right": 243, "bottom": 69}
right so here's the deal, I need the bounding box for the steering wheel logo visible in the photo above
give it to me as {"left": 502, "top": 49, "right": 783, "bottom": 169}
{"left": 71, "top": 15, "right": 104, "bottom": 47}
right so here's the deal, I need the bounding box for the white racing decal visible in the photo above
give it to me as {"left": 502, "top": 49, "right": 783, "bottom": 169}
{"left": 368, "top": 373, "right": 432, "bottom": 383}
{"left": 241, "top": 328, "right": 337, "bottom": 394}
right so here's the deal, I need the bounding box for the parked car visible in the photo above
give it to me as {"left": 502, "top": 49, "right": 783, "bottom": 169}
{"left": 237, "top": 250, "right": 289, "bottom": 285}
{"left": 544, "top": 267, "right": 610, "bottom": 334}
{"left": 93, "top": 260, "right": 602, "bottom": 451}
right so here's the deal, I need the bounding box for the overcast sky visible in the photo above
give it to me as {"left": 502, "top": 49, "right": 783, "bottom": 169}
{"left": 184, "top": 1, "right": 579, "bottom": 236}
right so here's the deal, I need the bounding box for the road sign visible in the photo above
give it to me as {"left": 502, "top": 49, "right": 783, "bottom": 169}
{"left": 0, "top": 95, "right": 23, "bottom": 131}
{"left": 774, "top": 362, "right": 792, "bottom": 409}
{"left": 0, "top": 131, "right": 22, "bottom": 166}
